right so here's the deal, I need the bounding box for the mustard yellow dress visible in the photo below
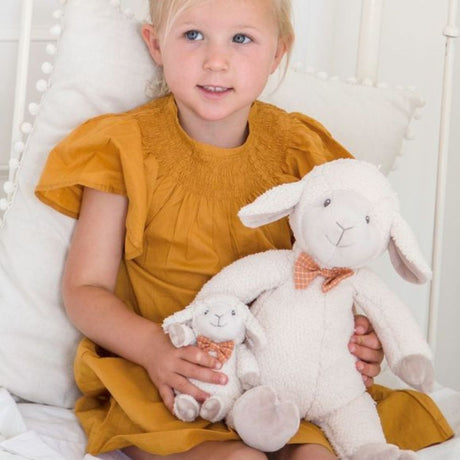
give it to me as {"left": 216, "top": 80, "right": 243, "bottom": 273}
{"left": 35, "top": 95, "right": 453, "bottom": 455}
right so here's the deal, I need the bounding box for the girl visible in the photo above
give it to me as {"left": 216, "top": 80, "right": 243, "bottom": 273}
{"left": 35, "top": 0, "right": 452, "bottom": 459}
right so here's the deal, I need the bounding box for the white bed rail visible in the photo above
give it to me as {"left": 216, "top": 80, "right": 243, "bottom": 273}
{"left": 8, "top": 0, "right": 34, "bottom": 184}
{"left": 356, "top": 0, "right": 385, "bottom": 83}
{"left": 428, "top": 0, "right": 459, "bottom": 353}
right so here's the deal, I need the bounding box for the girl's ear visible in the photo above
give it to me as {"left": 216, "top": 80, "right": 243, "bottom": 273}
{"left": 141, "top": 24, "right": 163, "bottom": 66}
{"left": 270, "top": 38, "right": 288, "bottom": 74}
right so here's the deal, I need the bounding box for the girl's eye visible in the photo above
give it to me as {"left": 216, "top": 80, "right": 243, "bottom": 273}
{"left": 233, "top": 34, "right": 251, "bottom": 44}
{"left": 323, "top": 198, "right": 331, "bottom": 207}
{"left": 185, "top": 30, "right": 203, "bottom": 41}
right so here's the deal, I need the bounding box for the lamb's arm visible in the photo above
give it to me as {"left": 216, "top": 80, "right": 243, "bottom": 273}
{"left": 352, "top": 268, "right": 434, "bottom": 392}
{"left": 196, "top": 250, "right": 293, "bottom": 305}
{"left": 236, "top": 343, "right": 260, "bottom": 390}
{"left": 167, "top": 324, "right": 196, "bottom": 347}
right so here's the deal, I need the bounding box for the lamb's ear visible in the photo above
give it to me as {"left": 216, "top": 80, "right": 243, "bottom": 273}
{"left": 244, "top": 312, "right": 267, "bottom": 349}
{"left": 238, "top": 179, "right": 305, "bottom": 228}
{"left": 388, "top": 214, "right": 432, "bottom": 284}
{"left": 162, "top": 305, "right": 194, "bottom": 332}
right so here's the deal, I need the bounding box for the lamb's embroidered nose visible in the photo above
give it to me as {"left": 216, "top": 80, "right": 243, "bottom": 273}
{"left": 335, "top": 222, "right": 353, "bottom": 246}
{"left": 213, "top": 314, "right": 224, "bottom": 326}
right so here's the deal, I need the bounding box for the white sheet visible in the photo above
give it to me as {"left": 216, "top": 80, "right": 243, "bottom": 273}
{"left": 0, "top": 385, "right": 458, "bottom": 460}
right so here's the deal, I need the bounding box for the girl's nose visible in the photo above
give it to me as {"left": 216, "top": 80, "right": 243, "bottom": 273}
{"left": 203, "top": 44, "right": 229, "bottom": 71}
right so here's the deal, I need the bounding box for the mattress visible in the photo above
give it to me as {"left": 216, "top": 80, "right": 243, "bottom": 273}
{"left": 0, "top": 384, "right": 459, "bottom": 459}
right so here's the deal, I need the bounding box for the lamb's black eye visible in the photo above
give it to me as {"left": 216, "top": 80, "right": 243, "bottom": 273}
{"left": 323, "top": 198, "right": 331, "bottom": 207}
{"left": 365, "top": 216, "right": 370, "bottom": 224}
{"left": 204, "top": 309, "right": 209, "bottom": 315}
{"left": 231, "top": 310, "right": 236, "bottom": 316}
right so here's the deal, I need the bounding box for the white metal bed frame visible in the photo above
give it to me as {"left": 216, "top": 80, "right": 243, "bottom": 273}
{"left": 5, "top": 0, "right": 460, "bottom": 354}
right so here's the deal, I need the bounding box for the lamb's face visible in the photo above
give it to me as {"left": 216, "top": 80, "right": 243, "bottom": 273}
{"left": 295, "top": 190, "right": 394, "bottom": 268}
{"left": 193, "top": 301, "right": 245, "bottom": 343}
{"left": 290, "top": 161, "right": 398, "bottom": 269}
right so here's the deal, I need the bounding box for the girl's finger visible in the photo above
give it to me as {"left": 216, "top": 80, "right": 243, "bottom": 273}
{"left": 158, "top": 384, "right": 175, "bottom": 413}
{"left": 177, "top": 360, "right": 228, "bottom": 386}
{"left": 179, "top": 345, "right": 222, "bottom": 370}
{"left": 171, "top": 375, "right": 210, "bottom": 402}
{"left": 349, "top": 341, "right": 384, "bottom": 364}
{"left": 356, "top": 360, "right": 381, "bottom": 379}
{"left": 361, "top": 374, "right": 373, "bottom": 388}
{"left": 350, "top": 331, "right": 382, "bottom": 351}
{"left": 353, "top": 314, "right": 373, "bottom": 335}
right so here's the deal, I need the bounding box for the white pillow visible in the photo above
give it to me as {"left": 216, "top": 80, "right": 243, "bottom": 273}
{"left": 0, "top": 0, "right": 155, "bottom": 408}
{"left": 262, "top": 69, "right": 424, "bottom": 174}
{"left": 0, "top": 0, "right": 423, "bottom": 408}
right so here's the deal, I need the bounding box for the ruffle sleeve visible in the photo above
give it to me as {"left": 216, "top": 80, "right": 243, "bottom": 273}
{"left": 35, "top": 113, "right": 158, "bottom": 259}
{"left": 282, "top": 111, "right": 353, "bottom": 180}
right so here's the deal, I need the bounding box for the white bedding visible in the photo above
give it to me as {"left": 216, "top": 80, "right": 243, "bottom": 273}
{"left": 0, "top": 385, "right": 458, "bottom": 460}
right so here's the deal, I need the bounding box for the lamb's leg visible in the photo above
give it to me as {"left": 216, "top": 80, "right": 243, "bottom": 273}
{"left": 230, "top": 385, "right": 300, "bottom": 452}
{"left": 173, "top": 394, "right": 200, "bottom": 422}
{"left": 200, "top": 395, "right": 234, "bottom": 423}
{"left": 350, "top": 443, "right": 418, "bottom": 459}
{"left": 315, "top": 392, "right": 416, "bottom": 459}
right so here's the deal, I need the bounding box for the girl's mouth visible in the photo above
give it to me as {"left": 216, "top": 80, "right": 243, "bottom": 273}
{"left": 198, "top": 85, "right": 232, "bottom": 96}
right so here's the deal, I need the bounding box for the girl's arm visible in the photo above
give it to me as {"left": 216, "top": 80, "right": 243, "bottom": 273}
{"left": 62, "top": 187, "right": 227, "bottom": 412}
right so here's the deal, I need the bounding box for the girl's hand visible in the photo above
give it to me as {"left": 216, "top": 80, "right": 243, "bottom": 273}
{"left": 349, "top": 315, "right": 384, "bottom": 388}
{"left": 140, "top": 325, "right": 228, "bottom": 413}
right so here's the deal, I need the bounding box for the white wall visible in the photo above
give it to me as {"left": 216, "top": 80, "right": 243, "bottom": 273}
{"left": 1, "top": 0, "right": 459, "bottom": 390}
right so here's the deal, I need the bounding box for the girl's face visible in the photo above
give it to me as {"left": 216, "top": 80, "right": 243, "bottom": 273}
{"left": 143, "top": 0, "right": 286, "bottom": 141}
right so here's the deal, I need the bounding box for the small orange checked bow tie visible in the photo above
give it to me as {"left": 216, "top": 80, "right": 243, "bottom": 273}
{"left": 197, "top": 336, "right": 235, "bottom": 364}
{"left": 294, "top": 252, "right": 354, "bottom": 292}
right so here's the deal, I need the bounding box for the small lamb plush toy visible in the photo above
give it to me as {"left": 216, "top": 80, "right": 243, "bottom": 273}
{"left": 162, "top": 294, "right": 266, "bottom": 423}
{"left": 194, "top": 159, "right": 434, "bottom": 459}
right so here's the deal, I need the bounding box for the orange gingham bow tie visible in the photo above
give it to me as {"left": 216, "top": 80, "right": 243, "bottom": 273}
{"left": 197, "top": 336, "right": 235, "bottom": 364}
{"left": 294, "top": 252, "right": 354, "bottom": 292}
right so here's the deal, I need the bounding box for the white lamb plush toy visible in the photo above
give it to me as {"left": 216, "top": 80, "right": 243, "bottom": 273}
{"left": 162, "top": 294, "right": 266, "bottom": 423}
{"left": 194, "top": 159, "right": 434, "bottom": 459}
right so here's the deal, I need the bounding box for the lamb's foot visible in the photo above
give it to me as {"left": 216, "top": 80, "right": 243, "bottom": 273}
{"left": 173, "top": 394, "right": 200, "bottom": 422}
{"left": 200, "top": 396, "right": 227, "bottom": 422}
{"left": 350, "top": 443, "right": 417, "bottom": 460}
{"left": 395, "top": 354, "right": 434, "bottom": 393}
{"left": 232, "top": 385, "right": 299, "bottom": 452}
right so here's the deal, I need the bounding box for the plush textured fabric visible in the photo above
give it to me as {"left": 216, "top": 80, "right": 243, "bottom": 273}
{"left": 162, "top": 294, "right": 265, "bottom": 423}
{"left": 195, "top": 159, "right": 445, "bottom": 456}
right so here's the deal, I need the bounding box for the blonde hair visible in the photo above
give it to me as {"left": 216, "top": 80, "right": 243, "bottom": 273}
{"left": 146, "top": 0, "right": 295, "bottom": 98}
